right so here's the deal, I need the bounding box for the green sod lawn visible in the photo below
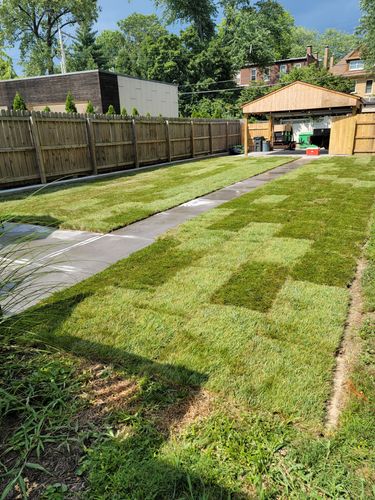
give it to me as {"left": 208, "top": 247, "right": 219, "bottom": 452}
{"left": 2, "top": 155, "right": 375, "bottom": 498}
{"left": 0, "top": 155, "right": 293, "bottom": 233}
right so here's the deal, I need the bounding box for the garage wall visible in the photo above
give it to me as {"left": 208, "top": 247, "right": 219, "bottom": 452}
{"left": 280, "top": 116, "right": 332, "bottom": 141}
{"left": 117, "top": 76, "right": 179, "bottom": 117}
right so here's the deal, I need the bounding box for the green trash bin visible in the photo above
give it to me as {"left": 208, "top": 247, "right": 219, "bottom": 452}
{"left": 299, "top": 132, "right": 313, "bottom": 149}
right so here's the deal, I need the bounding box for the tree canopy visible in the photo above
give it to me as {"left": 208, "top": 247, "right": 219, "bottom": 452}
{"left": 358, "top": 0, "right": 375, "bottom": 66}
{"left": 0, "top": 0, "right": 98, "bottom": 75}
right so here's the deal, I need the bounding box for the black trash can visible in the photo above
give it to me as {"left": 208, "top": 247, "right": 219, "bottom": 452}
{"left": 254, "top": 136, "right": 264, "bottom": 152}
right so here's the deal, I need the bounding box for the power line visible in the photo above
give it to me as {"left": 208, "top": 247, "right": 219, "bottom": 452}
{"left": 179, "top": 82, "right": 287, "bottom": 96}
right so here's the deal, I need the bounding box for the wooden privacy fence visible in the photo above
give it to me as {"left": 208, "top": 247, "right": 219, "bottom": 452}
{"left": 246, "top": 121, "right": 272, "bottom": 152}
{"left": 0, "top": 111, "right": 242, "bottom": 188}
{"left": 329, "top": 113, "right": 375, "bottom": 155}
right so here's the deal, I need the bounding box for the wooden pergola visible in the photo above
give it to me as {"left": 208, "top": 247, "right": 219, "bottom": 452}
{"left": 241, "top": 81, "right": 362, "bottom": 155}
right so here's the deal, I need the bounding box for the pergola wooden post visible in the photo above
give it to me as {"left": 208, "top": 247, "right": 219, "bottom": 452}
{"left": 243, "top": 113, "right": 249, "bottom": 156}
{"left": 268, "top": 114, "right": 274, "bottom": 147}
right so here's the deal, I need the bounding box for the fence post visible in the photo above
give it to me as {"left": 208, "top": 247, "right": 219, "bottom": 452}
{"left": 165, "top": 119, "right": 172, "bottom": 162}
{"left": 29, "top": 113, "right": 47, "bottom": 184}
{"left": 209, "top": 121, "right": 214, "bottom": 154}
{"left": 132, "top": 118, "right": 139, "bottom": 168}
{"left": 226, "top": 121, "right": 229, "bottom": 151}
{"left": 191, "top": 120, "right": 195, "bottom": 157}
{"left": 86, "top": 117, "right": 98, "bottom": 175}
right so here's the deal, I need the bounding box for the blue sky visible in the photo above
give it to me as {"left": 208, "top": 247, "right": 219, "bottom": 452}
{"left": 96, "top": 0, "right": 361, "bottom": 32}
{"left": 9, "top": 0, "right": 361, "bottom": 71}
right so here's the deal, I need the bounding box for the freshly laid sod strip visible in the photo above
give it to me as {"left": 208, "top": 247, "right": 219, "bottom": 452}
{"left": 3, "top": 156, "right": 375, "bottom": 498}
{"left": 0, "top": 155, "right": 292, "bottom": 233}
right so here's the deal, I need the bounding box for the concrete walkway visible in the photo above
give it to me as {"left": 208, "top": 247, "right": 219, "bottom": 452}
{"left": 1, "top": 156, "right": 316, "bottom": 315}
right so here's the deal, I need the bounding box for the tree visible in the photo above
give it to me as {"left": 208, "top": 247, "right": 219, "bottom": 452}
{"left": 280, "top": 65, "right": 355, "bottom": 93}
{"left": 0, "top": 0, "right": 98, "bottom": 75}
{"left": 190, "top": 97, "right": 239, "bottom": 118}
{"left": 106, "top": 104, "right": 116, "bottom": 115}
{"left": 68, "top": 21, "right": 105, "bottom": 71}
{"left": 289, "top": 27, "right": 358, "bottom": 63}
{"left": 146, "top": 34, "right": 189, "bottom": 83}
{"left": 358, "top": 0, "right": 375, "bottom": 66}
{"left": 96, "top": 30, "right": 125, "bottom": 71}
{"left": 96, "top": 14, "right": 168, "bottom": 77}
{"left": 13, "top": 92, "right": 27, "bottom": 110}
{"left": 0, "top": 48, "right": 15, "bottom": 79}
{"left": 65, "top": 91, "right": 77, "bottom": 113}
{"left": 131, "top": 107, "right": 139, "bottom": 117}
{"left": 155, "top": 0, "right": 217, "bottom": 39}
{"left": 120, "top": 107, "right": 127, "bottom": 116}
{"left": 86, "top": 101, "right": 95, "bottom": 113}
{"left": 220, "top": 0, "right": 295, "bottom": 71}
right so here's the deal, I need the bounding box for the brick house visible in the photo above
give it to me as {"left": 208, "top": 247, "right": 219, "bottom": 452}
{"left": 330, "top": 48, "right": 375, "bottom": 110}
{"left": 236, "top": 46, "right": 319, "bottom": 87}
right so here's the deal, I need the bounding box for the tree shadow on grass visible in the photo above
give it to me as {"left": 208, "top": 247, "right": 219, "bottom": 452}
{"left": 4, "top": 294, "right": 245, "bottom": 498}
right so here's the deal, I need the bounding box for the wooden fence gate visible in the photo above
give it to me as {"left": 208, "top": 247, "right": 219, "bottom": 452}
{"left": 329, "top": 113, "right": 375, "bottom": 155}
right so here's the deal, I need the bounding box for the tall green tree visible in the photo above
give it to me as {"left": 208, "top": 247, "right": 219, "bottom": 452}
{"left": 68, "top": 21, "right": 105, "bottom": 71}
{"left": 289, "top": 27, "right": 358, "bottom": 62}
{"left": 220, "top": 0, "right": 295, "bottom": 71}
{"left": 358, "top": 0, "right": 375, "bottom": 66}
{"left": 0, "top": 48, "right": 15, "bottom": 79}
{"left": 155, "top": 0, "right": 217, "bottom": 39}
{"left": 97, "top": 14, "right": 168, "bottom": 77}
{"left": 0, "top": 0, "right": 98, "bottom": 75}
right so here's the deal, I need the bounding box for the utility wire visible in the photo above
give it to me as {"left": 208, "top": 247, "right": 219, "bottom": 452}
{"left": 179, "top": 81, "right": 288, "bottom": 95}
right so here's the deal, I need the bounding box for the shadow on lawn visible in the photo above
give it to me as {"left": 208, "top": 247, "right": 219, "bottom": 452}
{"left": 0, "top": 214, "right": 62, "bottom": 229}
{"left": 5, "top": 294, "right": 244, "bottom": 499}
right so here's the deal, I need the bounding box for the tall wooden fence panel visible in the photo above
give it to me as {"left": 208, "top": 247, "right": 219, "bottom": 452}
{"left": 168, "top": 120, "right": 192, "bottom": 160}
{"left": 247, "top": 121, "right": 272, "bottom": 152}
{"left": 0, "top": 110, "right": 39, "bottom": 184}
{"left": 0, "top": 111, "right": 241, "bottom": 188}
{"left": 329, "top": 115, "right": 357, "bottom": 155}
{"left": 35, "top": 113, "right": 92, "bottom": 178}
{"left": 354, "top": 113, "right": 375, "bottom": 154}
{"left": 91, "top": 117, "right": 135, "bottom": 172}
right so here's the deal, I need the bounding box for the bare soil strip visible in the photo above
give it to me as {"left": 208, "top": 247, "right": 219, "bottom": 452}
{"left": 325, "top": 259, "right": 366, "bottom": 432}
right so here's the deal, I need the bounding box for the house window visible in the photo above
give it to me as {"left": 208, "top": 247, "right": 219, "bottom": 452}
{"left": 349, "top": 60, "right": 365, "bottom": 71}
{"left": 280, "top": 64, "right": 288, "bottom": 74}
{"left": 365, "top": 79, "right": 373, "bottom": 94}
{"left": 251, "top": 68, "right": 257, "bottom": 81}
{"left": 294, "top": 63, "right": 302, "bottom": 69}
{"left": 264, "top": 67, "right": 270, "bottom": 82}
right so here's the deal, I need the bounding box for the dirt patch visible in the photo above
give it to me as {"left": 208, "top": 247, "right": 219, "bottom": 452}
{"left": 155, "top": 389, "right": 214, "bottom": 436}
{"left": 5, "top": 362, "right": 140, "bottom": 499}
{"left": 325, "top": 258, "right": 366, "bottom": 432}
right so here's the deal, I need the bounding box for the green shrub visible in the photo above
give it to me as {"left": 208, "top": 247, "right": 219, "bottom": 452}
{"left": 43, "top": 106, "right": 51, "bottom": 113}
{"left": 65, "top": 91, "right": 77, "bottom": 113}
{"left": 12, "top": 92, "right": 27, "bottom": 111}
{"left": 86, "top": 100, "right": 95, "bottom": 114}
{"left": 106, "top": 104, "right": 116, "bottom": 115}
{"left": 131, "top": 107, "right": 139, "bottom": 117}
{"left": 120, "top": 107, "right": 127, "bottom": 116}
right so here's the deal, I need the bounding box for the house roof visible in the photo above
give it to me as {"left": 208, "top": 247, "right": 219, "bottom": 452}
{"left": 0, "top": 69, "right": 178, "bottom": 88}
{"left": 242, "top": 81, "right": 361, "bottom": 115}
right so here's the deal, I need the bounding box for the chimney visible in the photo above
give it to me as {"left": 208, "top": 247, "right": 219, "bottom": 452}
{"left": 323, "top": 46, "right": 330, "bottom": 70}
{"left": 306, "top": 45, "right": 312, "bottom": 57}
